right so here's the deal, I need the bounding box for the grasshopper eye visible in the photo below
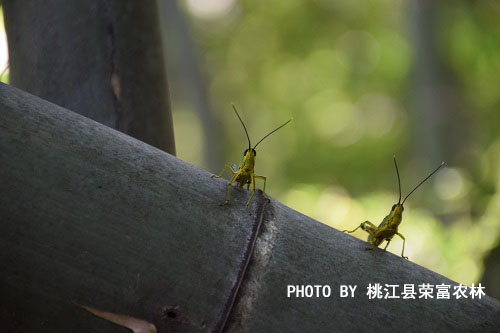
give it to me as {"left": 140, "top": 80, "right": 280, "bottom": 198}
{"left": 392, "top": 204, "right": 396, "bottom": 211}
{"left": 252, "top": 148, "right": 256, "bottom": 156}
{"left": 243, "top": 148, "right": 249, "bottom": 156}
{"left": 402, "top": 206, "right": 404, "bottom": 212}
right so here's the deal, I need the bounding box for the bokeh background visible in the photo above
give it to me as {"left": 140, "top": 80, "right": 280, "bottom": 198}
{"left": 2, "top": 0, "right": 499, "bottom": 294}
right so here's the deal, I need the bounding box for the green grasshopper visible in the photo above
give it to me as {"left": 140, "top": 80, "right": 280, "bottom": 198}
{"left": 343, "top": 156, "right": 444, "bottom": 259}
{"left": 212, "top": 104, "right": 291, "bottom": 207}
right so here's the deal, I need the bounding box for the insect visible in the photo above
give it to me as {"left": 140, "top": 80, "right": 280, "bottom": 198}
{"left": 343, "top": 156, "right": 444, "bottom": 259}
{"left": 212, "top": 104, "right": 291, "bottom": 207}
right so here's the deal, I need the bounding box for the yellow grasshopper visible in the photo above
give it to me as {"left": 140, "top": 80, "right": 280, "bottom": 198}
{"left": 212, "top": 104, "right": 291, "bottom": 207}
{"left": 343, "top": 156, "right": 444, "bottom": 259}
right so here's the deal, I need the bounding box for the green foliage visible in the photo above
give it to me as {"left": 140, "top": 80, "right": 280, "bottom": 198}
{"left": 180, "top": 0, "right": 500, "bottom": 286}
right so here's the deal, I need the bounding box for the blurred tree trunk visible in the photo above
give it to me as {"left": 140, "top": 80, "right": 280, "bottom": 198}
{"left": 408, "top": 0, "right": 467, "bottom": 166}
{"left": 158, "top": 0, "right": 223, "bottom": 172}
{"left": 408, "top": 0, "right": 443, "bottom": 162}
{"left": 3, "top": 0, "right": 175, "bottom": 155}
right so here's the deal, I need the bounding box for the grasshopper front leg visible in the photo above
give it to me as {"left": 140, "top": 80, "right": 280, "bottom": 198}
{"left": 222, "top": 173, "right": 239, "bottom": 206}
{"left": 365, "top": 243, "right": 376, "bottom": 251}
{"left": 396, "top": 232, "right": 408, "bottom": 259}
{"left": 254, "top": 175, "right": 268, "bottom": 200}
{"left": 245, "top": 174, "right": 268, "bottom": 208}
{"left": 246, "top": 173, "right": 255, "bottom": 208}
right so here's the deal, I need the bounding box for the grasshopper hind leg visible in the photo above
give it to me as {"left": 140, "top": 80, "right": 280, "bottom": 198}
{"left": 343, "top": 222, "right": 378, "bottom": 251}
{"left": 343, "top": 221, "right": 377, "bottom": 234}
{"left": 343, "top": 225, "right": 362, "bottom": 234}
{"left": 212, "top": 163, "right": 238, "bottom": 179}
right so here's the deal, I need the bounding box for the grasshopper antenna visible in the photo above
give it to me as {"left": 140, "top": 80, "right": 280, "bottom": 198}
{"left": 394, "top": 155, "right": 402, "bottom": 204}
{"left": 402, "top": 161, "right": 445, "bottom": 204}
{"left": 253, "top": 118, "right": 292, "bottom": 149}
{"left": 232, "top": 104, "right": 251, "bottom": 151}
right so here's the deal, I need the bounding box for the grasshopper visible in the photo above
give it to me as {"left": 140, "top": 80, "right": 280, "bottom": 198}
{"left": 212, "top": 104, "right": 291, "bottom": 207}
{"left": 343, "top": 156, "right": 444, "bottom": 259}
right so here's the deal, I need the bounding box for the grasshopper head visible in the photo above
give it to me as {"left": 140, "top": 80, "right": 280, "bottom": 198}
{"left": 391, "top": 156, "right": 444, "bottom": 222}
{"left": 232, "top": 103, "right": 291, "bottom": 161}
{"left": 243, "top": 148, "right": 256, "bottom": 157}
{"left": 384, "top": 203, "right": 404, "bottom": 229}
{"left": 390, "top": 203, "right": 404, "bottom": 219}
{"left": 243, "top": 148, "right": 256, "bottom": 163}
{"left": 242, "top": 147, "right": 256, "bottom": 169}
